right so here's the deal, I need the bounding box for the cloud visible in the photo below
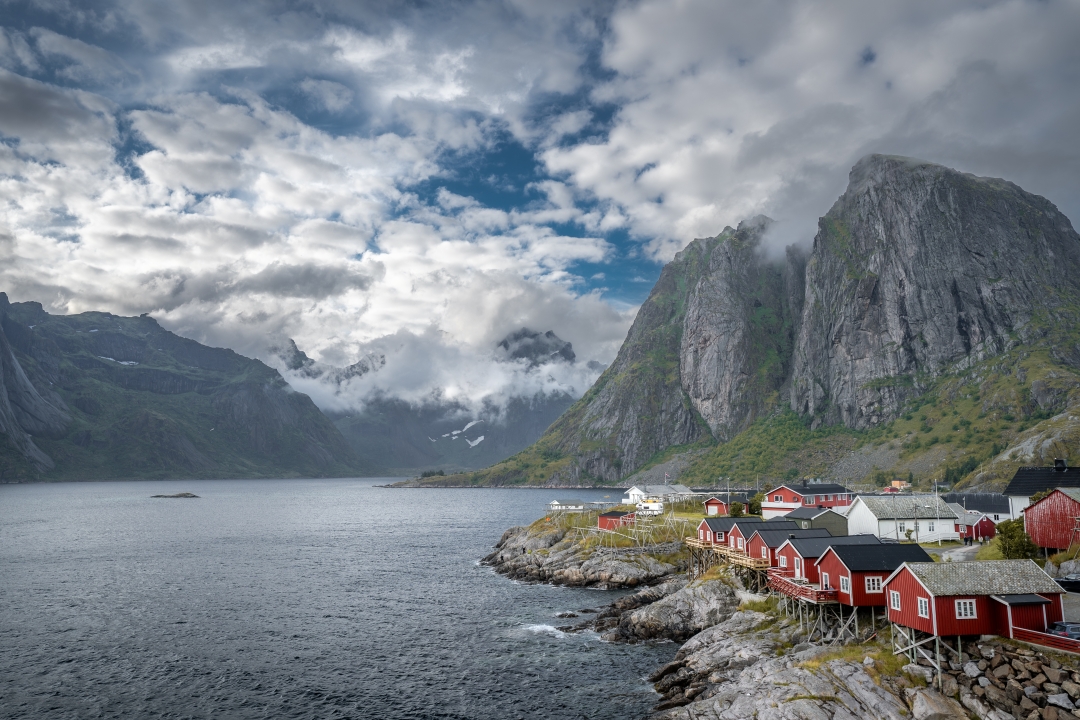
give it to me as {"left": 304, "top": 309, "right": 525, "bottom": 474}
{"left": 299, "top": 78, "right": 354, "bottom": 112}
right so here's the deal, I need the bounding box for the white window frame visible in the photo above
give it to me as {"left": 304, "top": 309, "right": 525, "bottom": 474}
{"left": 898, "top": 521, "right": 906, "bottom": 533}
{"left": 865, "top": 576, "right": 882, "bottom": 593}
{"left": 956, "top": 599, "right": 977, "bottom": 619}
{"left": 917, "top": 597, "right": 930, "bottom": 618}
{"left": 794, "top": 557, "right": 802, "bottom": 576}
{"left": 928, "top": 521, "right": 935, "bottom": 532}
{"left": 773, "top": 494, "right": 782, "bottom": 502}
{"left": 761, "top": 546, "right": 768, "bottom": 559}
{"left": 890, "top": 591, "right": 901, "bottom": 611}
{"left": 717, "top": 532, "right": 724, "bottom": 541}
{"left": 840, "top": 576, "right": 850, "bottom": 593}
{"left": 737, "top": 538, "right": 744, "bottom": 550}
{"left": 821, "top": 572, "right": 830, "bottom": 589}
{"left": 699, "top": 529, "right": 705, "bottom": 540}
{"left": 780, "top": 555, "right": 788, "bottom": 568}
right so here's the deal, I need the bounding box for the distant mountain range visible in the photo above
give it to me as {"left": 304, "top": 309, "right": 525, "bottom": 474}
{"left": 0, "top": 294, "right": 365, "bottom": 481}
{"left": 270, "top": 328, "right": 585, "bottom": 475}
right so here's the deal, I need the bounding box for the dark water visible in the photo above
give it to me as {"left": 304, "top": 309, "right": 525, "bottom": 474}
{"left": 0, "top": 479, "right": 674, "bottom": 719}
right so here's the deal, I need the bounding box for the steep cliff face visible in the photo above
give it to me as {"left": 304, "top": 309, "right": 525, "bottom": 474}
{"left": 0, "top": 293, "right": 364, "bottom": 481}
{"left": 680, "top": 217, "right": 806, "bottom": 440}
{"left": 791, "top": 155, "right": 1080, "bottom": 430}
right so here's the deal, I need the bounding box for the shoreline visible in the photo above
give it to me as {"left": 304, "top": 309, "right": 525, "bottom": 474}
{"left": 488, "top": 515, "right": 1080, "bottom": 719}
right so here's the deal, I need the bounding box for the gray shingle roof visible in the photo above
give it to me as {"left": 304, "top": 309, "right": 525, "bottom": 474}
{"left": 856, "top": 495, "right": 959, "bottom": 520}
{"left": 902, "top": 560, "right": 1062, "bottom": 596}
{"left": 946, "top": 503, "right": 985, "bottom": 527}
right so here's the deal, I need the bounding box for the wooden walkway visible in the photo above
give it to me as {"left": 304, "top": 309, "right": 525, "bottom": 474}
{"left": 767, "top": 568, "right": 838, "bottom": 604}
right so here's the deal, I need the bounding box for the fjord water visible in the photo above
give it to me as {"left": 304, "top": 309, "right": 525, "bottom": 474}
{"left": 0, "top": 479, "right": 672, "bottom": 719}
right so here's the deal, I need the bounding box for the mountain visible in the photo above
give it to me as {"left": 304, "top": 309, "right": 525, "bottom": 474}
{"left": 0, "top": 294, "right": 366, "bottom": 481}
{"left": 272, "top": 328, "right": 581, "bottom": 475}
{"left": 416, "top": 155, "right": 1080, "bottom": 488}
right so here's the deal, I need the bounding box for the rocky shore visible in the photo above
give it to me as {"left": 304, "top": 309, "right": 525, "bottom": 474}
{"left": 481, "top": 523, "right": 684, "bottom": 588}
{"left": 486, "top": 519, "right": 1080, "bottom": 720}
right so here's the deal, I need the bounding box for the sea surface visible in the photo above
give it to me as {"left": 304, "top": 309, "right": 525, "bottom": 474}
{"left": 0, "top": 479, "right": 675, "bottom": 720}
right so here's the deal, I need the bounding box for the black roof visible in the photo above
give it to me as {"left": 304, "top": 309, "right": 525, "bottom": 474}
{"left": 769, "top": 482, "right": 852, "bottom": 496}
{"left": 600, "top": 511, "right": 633, "bottom": 518}
{"left": 735, "top": 520, "right": 796, "bottom": 534}
{"left": 1003, "top": 466, "right": 1080, "bottom": 497}
{"left": 941, "top": 492, "right": 1010, "bottom": 514}
{"left": 748, "top": 528, "right": 831, "bottom": 547}
{"left": 784, "top": 507, "right": 843, "bottom": 520}
{"left": 702, "top": 492, "right": 752, "bottom": 504}
{"left": 702, "top": 517, "right": 764, "bottom": 532}
{"left": 785, "top": 534, "right": 881, "bottom": 558}
{"left": 824, "top": 543, "right": 933, "bottom": 572}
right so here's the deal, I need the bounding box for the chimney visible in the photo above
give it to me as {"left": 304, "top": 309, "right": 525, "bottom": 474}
{"left": 1055, "top": 458, "right": 1067, "bottom": 472}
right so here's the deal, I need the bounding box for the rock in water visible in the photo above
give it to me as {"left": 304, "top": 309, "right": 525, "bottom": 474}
{"left": 620, "top": 579, "right": 740, "bottom": 642}
{"left": 791, "top": 154, "right": 1080, "bottom": 430}
{"left": 151, "top": 492, "right": 200, "bottom": 498}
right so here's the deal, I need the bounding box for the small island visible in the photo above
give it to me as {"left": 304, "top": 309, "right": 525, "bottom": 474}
{"left": 150, "top": 492, "right": 200, "bottom": 499}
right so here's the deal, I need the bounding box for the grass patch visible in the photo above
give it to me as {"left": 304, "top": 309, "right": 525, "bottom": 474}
{"left": 740, "top": 595, "right": 780, "bottom": 614}
{"left": 976, "top": 538, "right": 1004, "bottom": 561}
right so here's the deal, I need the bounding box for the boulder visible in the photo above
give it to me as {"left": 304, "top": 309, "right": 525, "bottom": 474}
{"left": 911, "top": 689, "right": 969, "bottom": 720}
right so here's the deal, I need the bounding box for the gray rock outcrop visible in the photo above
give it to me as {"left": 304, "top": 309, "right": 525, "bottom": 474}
{"left": 791, "top": 154, "right": 1080, "bottom": 429}
{"left": 481, "top": 524, "right": 683, "bottom": 588}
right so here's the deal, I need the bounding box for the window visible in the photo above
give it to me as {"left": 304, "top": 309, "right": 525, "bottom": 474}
{"left": 865, "top": 576, "right": 882, "bottom": 593}
{"left": 827, "top": 494, "right": 834, "bottom": 501}
{"left": 890, "top": 591, "right": 901, "bottom": 611}
{"left": 928, "top": 521, "right": 935, "bottom": 532}
{"left": 717, "top": 532, "right": 724, "bottom": 541}
{"left": 761, "top": 546, "right": 768, "bottom": 559}
{"left": 705, "top": 531, "right": 711, "bottom": 541}
{"left": 918, "top": 597, "right": 930, "bottom": 618}
{"left": 956, "top": 600, "right": 977, "bottom": 619}
{"left": 821, "top": 572, "right": 830, "bottom": 589}
{"left": 898, "top": 521, "right": 906, "bottom": 533}
{"left": 802, "top": 521, "right": 809, "bottom": 529}
{"left": 698, "top": 529, "right": 704, "bottom": 540}
{"left": 804, "top": 496, "right": 813, "bottom": 505}
{"left": 994, "top": 514, "right": 1000, "bottom": 521}
{"left": 773, "top": 495, "right": 781, "bottom": 502}
{"left": 794, "top": 557, "right": 802, "bottom": 576}
{"left": 840, "top": 576, "right": 850, "bottom": 593}
{"left": 737, "top": 538, "right": 744, "bottom": 550}
{"left": 780, "top": 555, "right": 788, "bottom": 568}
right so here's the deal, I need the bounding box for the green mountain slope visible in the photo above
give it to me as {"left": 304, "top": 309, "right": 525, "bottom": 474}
{"left": 0, "top": 293, "right": 367, "bottom": 481}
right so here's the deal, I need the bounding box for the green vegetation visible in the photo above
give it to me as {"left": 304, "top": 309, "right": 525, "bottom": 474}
{"left": 419, "top": 469, "right": 446, "bottom": 478}
{"left": 996, "top": 519, "right": 1039, "bottom": 560}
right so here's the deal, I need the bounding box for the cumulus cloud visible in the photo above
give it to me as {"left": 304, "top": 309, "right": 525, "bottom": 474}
{"left": 0, "top": 0, "right": 1078, "bottom": 415}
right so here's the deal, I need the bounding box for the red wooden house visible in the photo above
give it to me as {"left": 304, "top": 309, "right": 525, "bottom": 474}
{"left": 704, "top": 498, "right": 729, "bottom": 516}
{"left": 884, "top": 560, "right": 1064, "bottom": 639}
{"left": 598, "top": 511, "right": 635, "bottom": 530}
{"left": 1024, "top": 488, "right": 1080, "bottom": 551}
{"left": 728, "top": 520, "right": 796, "bottom": 552}
{"left": 746, "top": 527, "right": 830, "bottom": 566}
{"left": 775, "top": 535, "right": 880, "bottom": 583}
{"left": 695, "top": 517, "right": 763, "bottom": 545}
{"left": 816, "top": 544, "right": 932, "bottom": 607}
{"left": 761, "top": 481, "right": 853, "bottom": 519}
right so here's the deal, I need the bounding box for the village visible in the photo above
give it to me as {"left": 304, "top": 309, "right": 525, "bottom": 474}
{"left": 541, "top": 461, "right": 1080, "bottom": 718}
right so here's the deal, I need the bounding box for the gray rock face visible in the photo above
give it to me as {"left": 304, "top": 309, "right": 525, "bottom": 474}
{"left": 791, "top": 154, "right": 1080, "bottom": 429}
{"left": 620, "top": 579, "right": 741, "bottom": 641}
{"left": 680, "top": 218, "right": 806, "bottom": 440}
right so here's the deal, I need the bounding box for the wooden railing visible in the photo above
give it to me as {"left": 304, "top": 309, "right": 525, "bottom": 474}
{"left": 767, "top": 568, "right": 838, "bottom": 603}
{"left": 1012, "top": 628, "right": 1080, "bottom": 654}
{"left": 682, "top": 538, "right": 770, "bottom": 569}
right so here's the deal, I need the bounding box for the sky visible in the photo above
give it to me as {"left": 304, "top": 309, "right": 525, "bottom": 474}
{"left": 1, "top": 0, "right": 1079, "bottom": 413}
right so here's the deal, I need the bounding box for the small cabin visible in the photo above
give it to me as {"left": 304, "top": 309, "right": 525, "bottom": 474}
{"left": 728, "top": 520, "right": 795, "bottom": 552}
{"left": 598, "top": 511, "right": 635, "bottom": 530}
{"left": 775, "top": 535, "right": 880, "bottom": 583}
{"left": 746, "top": 527, "right": 830, "bottom": 566}
{"left": 946, "top": 503, "right": 996, "bottom": 542}
{"left": 884, "top": 560, "right": 1064, "bottom": 639}
{"left": 1024, "top": 488, "right": 1080, "bottom": 551}
{"left": 696, "top": 517, "right": 763, "bottom": 545}
{"left": 704, "top": 497, "right": 728, "bottom": 516}
{"left": 816, "top": 544, "right": 932, "bottom": 606}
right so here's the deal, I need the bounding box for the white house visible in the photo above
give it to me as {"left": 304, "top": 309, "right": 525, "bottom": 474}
{"left": 845, "top": 495, "right": 960, "bottom": 543}
{"left": 622, "top": 484, "right": 693, "bottom": 504}
{"left": 548, "top": 499, "right": 585, "bottom": 512}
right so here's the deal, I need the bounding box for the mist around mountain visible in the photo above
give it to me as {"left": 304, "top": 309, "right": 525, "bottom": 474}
{"left": 0, "top": 294, "right": 365, "bottom": 481}
{"left": 268, "top": 328, "right": 592, "bottom": 475}
{"left": 408, "top": 155, "right": 1080, "bottom": 490}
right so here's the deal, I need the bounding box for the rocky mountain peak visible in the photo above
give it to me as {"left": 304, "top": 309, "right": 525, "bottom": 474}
{"left": 791, "top": 153, "right": 1080, "bottom": 429}
{"left": 496, "top": 328, "right": 576, "bottom": 366}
